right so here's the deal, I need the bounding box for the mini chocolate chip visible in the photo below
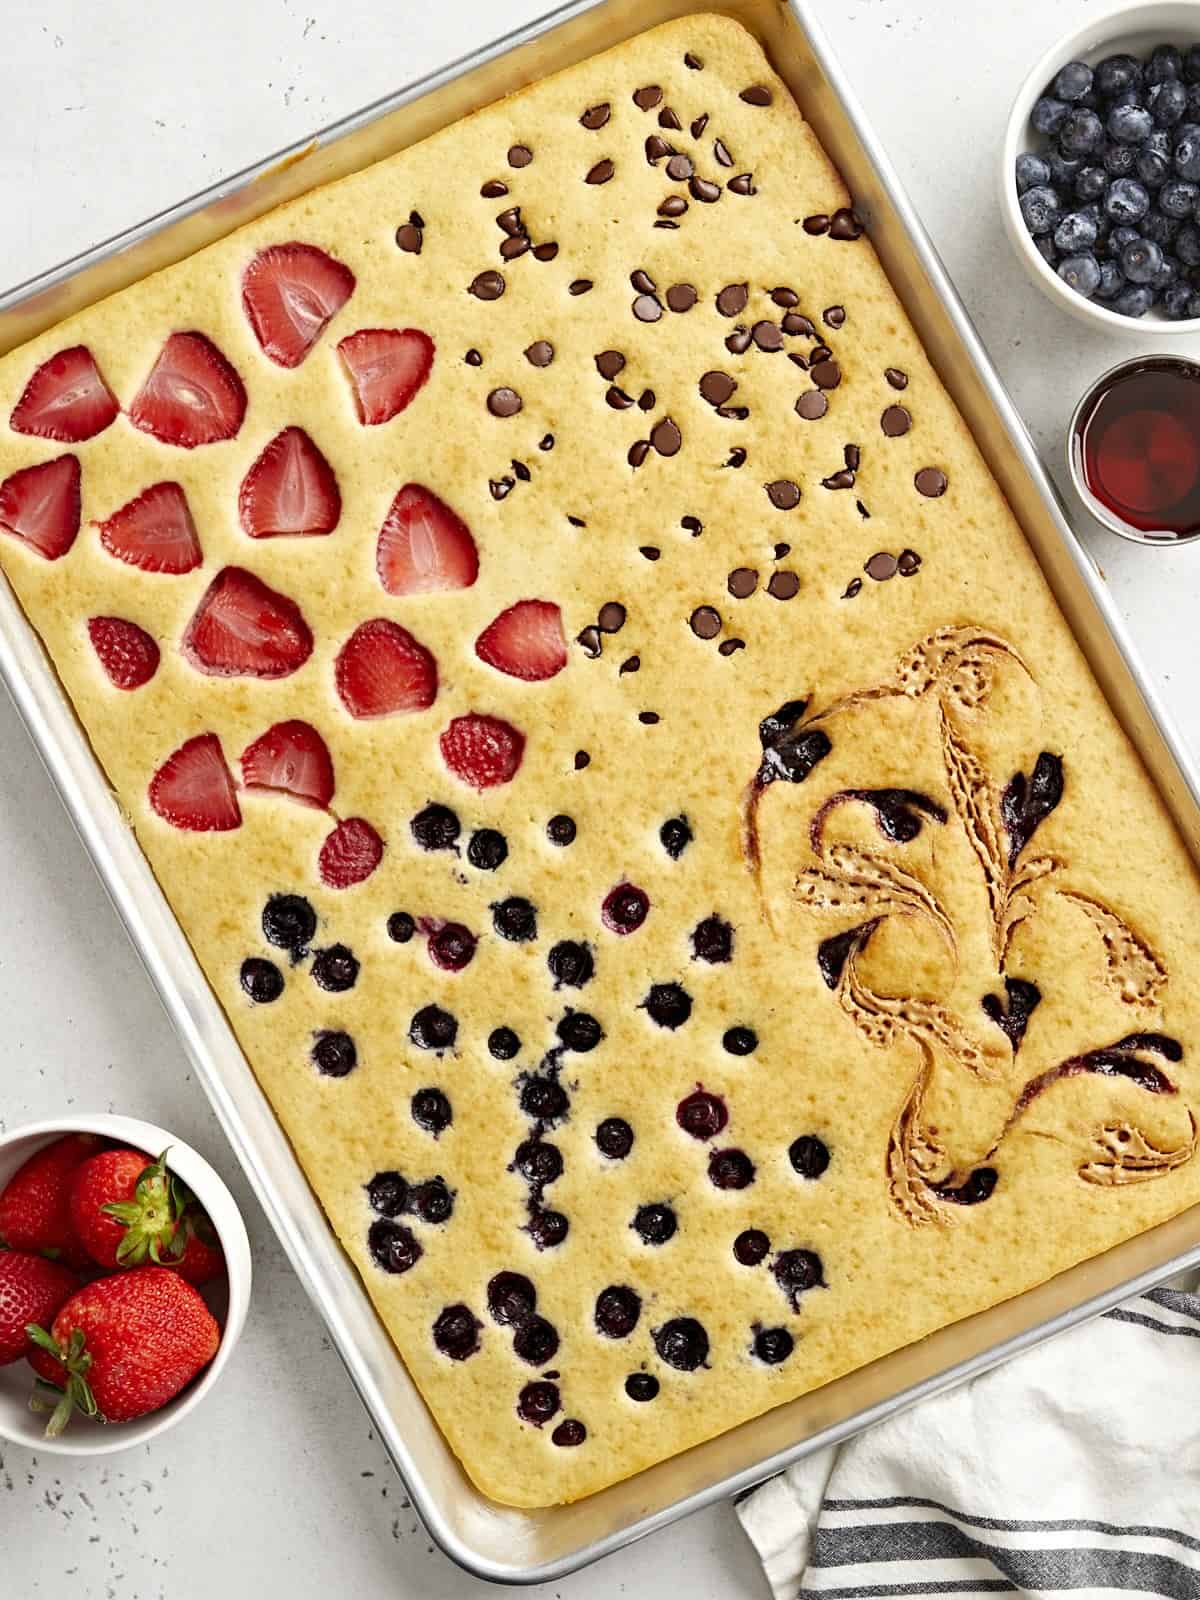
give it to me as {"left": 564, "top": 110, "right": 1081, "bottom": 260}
{"left": 577, "top": 625, "right": 602, "bottom": 658}
{"left": 845, "top": 443, "right": 861, "bottom": 471}
{"left": 628, "top": 440, "right": 650, "bottom": 468}
{"left": 524, "top": 340, "right": 554, "bottom": 368}
{"left": 885, "top": 367, "right": 909, "bottom": 390}
{"left": 795, "top": 391, "right": 828, "bottom": 420}
{"left": 898, "top": 549, "right": 922, "bottom": 576}
{"left": 539, "top": 433, "right": 554, "bottom": 450}
{"left": 574, "top": 750, "right": 591, "bottom": 769}
{"left": 666, "top": 282, "right": 697, "bottom": 312}
{"left": 725, "top": 326, "right": 752, "bottom": 354}
{"left": 638, "top": 389, "right": 655, "bottom": 411}
{"left": 865, "top": 551, "right": 898, "bottom": 581}
{"left": 658, "top": 195, "right": 688, "bottom": 217}
{"left": 802, "top": 213, "right": 829, "bottom": 234}
{"left": 691, "top": 112, "right": 709, "bottom": 136}
{"left": 829, "top": 207, "right": 864, "bottom": 239}
{"left": 659, "top": 106, "right": 682, "bottom": 131}
{"left": 586, "top": 158, "right": 615, "bottom": 185}
{"left": 633, "top": 85, "right": 663, "bottom": 110}
{"left": 533, "top": 241, "right": 559, "bottom": 261}
{"left": 508, "top": 144, "right": 533, "bottom": 167}
{"left": 768, "top": 571, "right": 800, "bottom": 600}
{"left": 569, "top": 279, "right": 593, "bottom": 295}
{"left": 810, "top": 359, "right": 841, "bottom": 390}
{"left": 620, "top": 655, "right": 640, "bottom": 674}
{"left": 765, "top": 480, "right": 800, "bottom": 510}
{"left": 681, "top": 515, "right": 703, "bottom": 535}
{"left": 512, "top": 460, "right": 531, "bottom": 482}
{"left": 480, "top": 179, "right": 509, "bottom": 198}
{"left": 581, "top": 102, "right": 611, "bottom": 129}
{"left": 639, "top": 545, "right": 660, "bottom": 561}
{"left": 487, "top": 387, "right": 522, "bottom": 418}
{"left": 728, "top": 174, "right": 756, "bottom": 195}
{"left": 842, "top": 577, "right": 863, "bottom": 598}
{"left": 632, "top": 293, "right": 662, "bottom": 322}
{"left": 606, "top": 386, "right": 634, "bottom": 410}
{"left": 725, "top": 447, "right": 747, "bottom": 468}
{"left": 464, "top": 348, "right": 483, "bottom": 366}
{"left": 856, "top": 499, "right": 870, "bottom": 518}
{"left": 598, "top": 602, "right": 626, "bottom": 633}
{"left": 881, "top": 405, "right": 911, "bottom": 437}
{"left": 689, "top": 605, "right": 721, "bottom": 639}
{"left": 915, "top": 466, "right": 947, "bottom": 497}
{"left": 775, "top": 542, "right": 791, "bottom": 558}
{"left": 718, "top": 639, "right": 745, "bottom": 656}
{"left": 469, "top": 270, "right": 505, "bottom": 300}
{"left": 728, "top": 566, "right": 758, "bottom": 597}
{"left": 395, "top": 221, "right": 422, "bottom": 254}
{"left": 822, "top": 469, "right": 856, "bottom": 491}
{"left": 782, "top": 311, "right": 815, "bottom": 336}
{"left": 823, "top": 305, "right": 846, "bottom": 328}
{"left": 639, "top": 711, "right": 660, "bottom": 724}
{"left": 700, "top": 370, "right": 736, "bottom": 406}
{"left": 645, "top": 134, "right": 672, "bottom": 164}
{"left": 596, "top": 350, "right": 625, "bottom": 379}
{"left": 752, "top": 320, "right": 783, "bottom": 352}
{"left": 666, "top": 152, "right": 694, "bottom": 181}
{"left": 713, "top": 138, "right": 734, "bottom": 167}
{"left": 690, "top": 176, "right": 721, "bottom": 203}
{"left": 740, "top": 84, "right": 772, "bottom": 105}
{"left": 650, "top": 417, "right": 681, "bottom": 456}
{"left": 489, "top": 477, "right": 514, "bottom": 501}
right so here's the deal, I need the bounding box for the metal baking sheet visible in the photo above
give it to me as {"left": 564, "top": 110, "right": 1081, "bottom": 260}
{"left": 3, "top": 0, "right": 1200, "bottom": 1582}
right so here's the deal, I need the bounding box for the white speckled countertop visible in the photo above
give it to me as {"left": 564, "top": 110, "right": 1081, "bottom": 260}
{"left": 1, "top": 1, "right": 1197, "bottom": 1594}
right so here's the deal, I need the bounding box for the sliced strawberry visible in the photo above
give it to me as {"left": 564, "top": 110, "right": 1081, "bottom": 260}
{"left": 240, "top": 720, "right": 334, "bottom": 808}
{"left": 10, "top": 346, "right": 119, "bottom": 442}
{"left": 0, "top": 455, "right": 81, "bottom": 560}
{"left": 87, "top": 617, "right": 160, "bottom": 690}
{"left": 376, "top": 483, "right": 478, "bottom": 595}
{"left": 439, "top": 713, "right": 525, "bottom": 789}
{"left": 242, "top": 243, "right": 356, "bottom": 368}
{"left": 319, "top": 817, "right": 384, "bottom": 888}
{"left": 183, "top": 566, "right": 313, "bottom": 679}
{"left": 238, "top": 426, "right": 341, "bottom": 539}
{"left": 96, "top": 481, "right": 202, "bottom": 574}
{"left": 149, "top": 733, "right": 241, "bottom": 831}
{"left": 128, "top": 332, "right": 247, "bottom": 449}
{"left": 338, "top": 329, "right": 434, "bottom": 426}
{"left": 335, "top": 618, "right": 437, "bottom": 718}
{"left": 475, "top": 600, "right": 566, "bottom": 681}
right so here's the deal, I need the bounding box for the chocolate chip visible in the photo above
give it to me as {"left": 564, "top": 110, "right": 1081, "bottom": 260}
{"left": 631, "top": 269, "right": 657, "bottom": 294}
{"left": 586, "top": 159, "right": 615, "bottom": 185}
{"left": 469, "top": 270, "right": 505, "bottom": 300}
{"left": 788, "top": 353, "right": 808, "bottom": 371}
{"left": 620, "top": 655, "right": 640, "bottom": 674}
{"left": 606, "top": 387, "right": 634, "bottom": 410}
{"left": 810, "top": 359, "right": 841, "bottom": 390}
{"left": 645, "top": 134, "right": 673, "bottom": 164}
{"left": 865, "top": 551, "right": 898, "bottom": 581}
{"left": 822, "top": 470, "right": 855, "bottom": 491}
{"left": 628, "top": 440, "right": 650, "bottom": 468}
{"left": 487, "top": 387, "right": 522, "bottom": 418}
{"left": 740, "top": 84, "right": 772, "bottom": 105}
{"left": 524, "top": 340, "right": 554, "bottom": 368}
{"left": 650, "top": 417, "right": 681, "bottom": 456}
{"left": 496, "top": 207, "right": 523, "bottom": 235}
{"left": 480, "top": 179, "right": 509, "bottom": 198}
{"left": 752, "top": 320, "right": 783, "bottom": 352}
{"left": 539, "top": 433, "right": 554, "bottom": 450}
{"left": 681, "top": 515, "right": 702, "bottom": 535}
{"left": 782, "top": 311, "right": 815, "bottom": 337}
{"left": 844, "top": 443, "right": 861, "bottom": 471}
{"left": 690, "top": 112, "right": 709, "bottom": 138}
{"left": 632, "top": 293, "right": 662, "bottom": 322}
{"left": 566, "top": 515, "right": 586, "bottom": 528}
{"left": 395, "top": 219, "right": 422, "bottom": 254}
{"left": 718, "top": 638, "right": 745, "bottom": 656}
{"left": 810, "top": 344, "right": 833, "bottom": 365}
{"left": 725, "top": 326, "right": 752, "bottom": 354}
{"left": 500, "top": 236, "right": 529, "bottom": 260}
{"left": 532, "top": 241, "right": 559, "bottom": 261}
{"left": 569, "top": 279, "right": 593, "bottom": 295}
{"left": 638, "top": 711, "right": 659, "bottom": 724}
{"left": 765, "top": 479, "right": 801, "bottom": 510}
{"left": 823, "top": 305, "right": 846, "bottom": 328}
{"left": 775, "top": 542, "right": 790, "bottom": 558}
{"left": 713, "top": 138, "right": 734, "bottom": 167}
{"left": 881, "top": 404, "right": 911, "bottom": 437}
{"left": 598, "top": 602, "right": 626, "bottom": 633}
{"left": 595, "top": 350, "right": 625, "bottom": 379}
{"left": 659, "top": 106, "right": 682, "bottom": 131}
{"left": 489, "top": 477, "right": 514, "bottom": 501}
{"left": 508, "top": 144, "right": 533, "bottom": 168}
{"left": 666, "top": 152, "right": 694, "bottom": 181}
{"left": 658, "top": 195, "right": 688, "bottom": 218}
{"left": 639, "top": 545, "right": 660, "bottom": 561}
{"left": 700, "top": 370, "right": 736, "bottom": 406}
{"left": 512, "top": 460, "right": 531, "bottom": 481}
{"left": 898, "top": 549, "right": 922, "bottom": 576}
{"left": 633, "top": 85, "right": 663, "bottom": 110}
{"left": 915, "top": 466, "right": 947, "bottom": 498}
{"left": 716, "top": 283, "right": 748, "bottom": 317}
{"left": 685, "top": 51, "right": 703, "bottom": 68}
{"left": 638, "top": 389, "right": 655, "bottom": 411}
{"left": 728, "top": 567, "right": 758, "bottom": 598}
{"left": 725, "top": 447, "right": 747, "bottom": 468}
{"left": 802, "top": 213, "right": 829, "bottom": 235}
{"left": 795, "top": 390, "right": 828, "bottom": 420}
{"left": 717, "top": 405, "right": 749, "bottom": 420}
{"left": 728, "top": 174, "right": 756, "bottom": 195}
{"left": 768, "top": 288, "right": 796, "bottom": 310}
{"left": 465, "top": 348, "right": 483, "bottom": 367}
{"left": 689, "top": 605, "right": 721, "bottom": 639}
{"left": 856, "top": 499, "right": 870, "bottom": 518}
{"left": 665, "top": 283, "right": 697, "bottom": 313}
{"left": 690, "top": 176, "right": 721, "bottom": 203}
{"left": 829, "top": 207, "right": 864, "bottom": 239}
{"left": 842, "top": 577, "right": 863, "bottom": 598}
{"left": 768, "top": 570, "right": 800, "bottom": 600}
{"left": 885, "top": 367, "right": 909, "bottom": 390}
{"left": 574, "top": 750, "right": 590, "bottom": 770}
{"left": 581, "top": 103, "right": 611, "bottom": 129}
{"left": 577, "top": 625, "right": 602, "bottom": 658}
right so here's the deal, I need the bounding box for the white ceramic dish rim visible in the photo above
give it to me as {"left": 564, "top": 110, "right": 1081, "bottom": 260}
{"left": 0, "top": 1113, "right": 252, "bottom": 1456}
{"left": 1000, "top": 0, "right": 1200, "bottom": 334}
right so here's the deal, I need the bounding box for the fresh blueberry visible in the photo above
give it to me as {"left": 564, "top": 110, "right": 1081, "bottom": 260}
{"left": 1053, "top": 60, "right": 1093, "bottom": 102}
{"left": 1105, "top": 177, "right": 1150, "bottom": 223}
{"left": 1154, "top": 252, "right": 1180, "bottom": 289}
{"left": 1094, "top": 257, "right": 1126, "bottom": 300}
{"left": 1019, "top": 184, "right": 1062, "bottom": 235}
{"left": 1031, "top": 95, "right": 1070, "bottom": 136}
{"left": 1109, "top": 224, "right": 1142, "bottom": 254}
{"left": 1163, "top": 280, "right": 1196, "bottom": 316}
{"left": 1034, "top": 233, "right": 1058, "bottom": 266}
{"left": 1175, "top": 221, "right": 1200, "bottom": 264}
{"left": 1137, "top": 146, "right": 1172, "bottom": 188}
{"left": 1060, "top": 108, "right": 1105, "bottom": 156}
{"left": 1095, "top": 54, "right": 1142, "bottom": 99}
{"left": 1054, "top": 210, "right": 1097, "bottom": 252}
{"left": 1103, "top": 140, "right": 1138, "bottom": 177}
{"left": 1057, "top": 253, "right": 1102, "bottom": 297}
{"left": 1074, "top": 163, "right": 1107, "bottom": 201}
{"left": 1140, "top": 208, "right": 1182, "bottom": 246}
{"left": 1107, "top": 102, "right": 1154, "bottom": 144}
{"left": 1121, "top": 235, "right": 1165, "bottom": 282}
{"left": 1188, "top": 83, "right": 1200, "bottom": 120}
{"left": 1174, "top": 123, "right": 1200, "bottom": 180}
{"left": 1016, "top": 152, "right": 1050, "bottom": 194}
{"left": 1047, "top": 149, "right": 1085, "bottom": 189}
{"left": 1186, "top": 45, "right": 1200, "bottom": 84}
{"left": 1147, "top": 44, "right": 1183, "bottom": 86}
{"left": 1113, "top": 283, "right": 1155, "bottom": 316}
{"left": 1160, "top": 176, "right": 1199, "bottom": 216}
{"left": 1151, "top": 79, "right": 1189, "bottom": 127}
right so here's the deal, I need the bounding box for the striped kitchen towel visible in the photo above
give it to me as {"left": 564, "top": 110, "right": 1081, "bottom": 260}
{"left": 736, "top": 1280, "right": 1200, "bottom": 1599}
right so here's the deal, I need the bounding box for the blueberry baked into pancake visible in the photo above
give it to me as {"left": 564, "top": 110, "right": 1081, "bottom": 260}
{"left": 1, "top": 13, "right": 1199, "bottom": 1508}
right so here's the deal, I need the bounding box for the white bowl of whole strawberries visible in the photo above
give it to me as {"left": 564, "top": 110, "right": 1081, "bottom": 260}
{"left": 0, "top": 1114, "right": 250, "bottom": 1453}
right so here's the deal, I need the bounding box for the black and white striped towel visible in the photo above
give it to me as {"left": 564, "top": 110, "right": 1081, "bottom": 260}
{"left": 737, "top": 1280, "right": 1200, "bottom": 1599}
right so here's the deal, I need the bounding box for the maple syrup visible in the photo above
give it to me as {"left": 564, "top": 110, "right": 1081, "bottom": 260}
{"left": 1071, "top": 357, "right": 1200, "bottom": 542}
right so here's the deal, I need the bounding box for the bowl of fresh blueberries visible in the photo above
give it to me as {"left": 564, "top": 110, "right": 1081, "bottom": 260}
{"left": 1003, "top": 2, "right": 1200, "bottom": 330}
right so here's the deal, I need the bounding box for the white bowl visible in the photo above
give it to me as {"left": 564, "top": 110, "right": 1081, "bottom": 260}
{"left": 1001, "top": 2, "right": 1200, "bottom": 334}
{"left": 0, "top": 1114, "right": 251, "bottom": 1455}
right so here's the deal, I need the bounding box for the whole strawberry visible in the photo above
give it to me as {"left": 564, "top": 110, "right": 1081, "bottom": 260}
{"left": 0, "top": 1133, "right": 100, "bottom": 1268}
{"left": 27, "top": 1265, "right": 220, "bottom": 1433}
{"left": 69, "top": 1147, "right": 224, "bottom": 1285}
{"left": 0, "top": 1251, "right": 78, "bottom": 1365}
